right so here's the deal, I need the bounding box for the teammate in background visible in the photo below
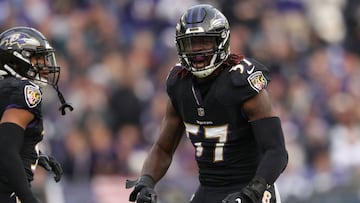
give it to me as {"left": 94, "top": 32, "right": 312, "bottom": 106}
{"left": 0, "top": 27, "right": 72, "bottom": 203}
{"left": 126, "top": 4, "right": 288, "bottom": 203}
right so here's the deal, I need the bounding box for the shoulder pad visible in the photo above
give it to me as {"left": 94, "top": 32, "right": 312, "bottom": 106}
{"left": 4, "top": 78, "right": 43, "bottom": 111}
{"left": 228, "top": 58, "right": 271, "bottom": 92}
{"left": 166, "top": 63, "right": 187, "bottom": 87}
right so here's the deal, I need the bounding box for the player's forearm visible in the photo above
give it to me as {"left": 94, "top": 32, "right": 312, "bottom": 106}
{"left": 141, "top": 143, "right": 173, "bottom": 184}
{"left": 0, "top": 123, "right": 38, "bottom": 202}
{"left": 251, "top": 117, "right": 288, "bottom": 184}
{"left": 256, "top": 147, "right": 288, "bottom": 184}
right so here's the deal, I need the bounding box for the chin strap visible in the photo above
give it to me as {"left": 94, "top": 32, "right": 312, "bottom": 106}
{"left": 53, "top": 84, "right": 73, "bottom": 115}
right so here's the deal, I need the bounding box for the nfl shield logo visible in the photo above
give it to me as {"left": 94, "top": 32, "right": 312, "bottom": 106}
{"left": 197, "top": 108, "right": 205, "bottom": 117}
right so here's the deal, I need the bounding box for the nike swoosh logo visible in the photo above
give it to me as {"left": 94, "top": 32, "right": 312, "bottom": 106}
{"left": 247, "top": 65, "right": 255, "bottom": 74}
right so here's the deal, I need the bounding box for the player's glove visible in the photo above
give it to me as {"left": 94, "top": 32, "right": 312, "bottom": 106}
{"left": 222, "top": 176, "right": 267, "bottom": 203}
{"left": 126, "top": 175, "right": 157, "bottom": 203}
{"left": 38, "top": 151, "right": 63, "bottom": 182}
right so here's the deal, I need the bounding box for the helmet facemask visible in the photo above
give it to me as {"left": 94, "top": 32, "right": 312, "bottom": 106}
{"left": 28, "top": 49, "right": 60, "bottom": 87}
{"left": 176, "top": 31, "right": 230, "bottom": 78}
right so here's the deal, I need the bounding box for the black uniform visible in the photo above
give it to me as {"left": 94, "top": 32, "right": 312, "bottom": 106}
{"left": 166, "top": 56, "right": 279, "bottom": 202}
{"left": 0, "top": 77, "right": 43, "bottom": 200}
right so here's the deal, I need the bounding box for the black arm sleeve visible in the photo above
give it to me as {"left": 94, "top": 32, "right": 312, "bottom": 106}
{"left": 251, "top": 117, "right": 288, "bottom": 184}
{"left": 0, "top": 123, "right": 38, "bottom": 203}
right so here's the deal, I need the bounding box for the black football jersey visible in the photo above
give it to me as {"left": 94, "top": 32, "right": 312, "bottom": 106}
{"left": 0, "top": 77, "right": 44, "bottom": 183}
{"left": 166, "top": 57, "right": 271, "bottom": 186}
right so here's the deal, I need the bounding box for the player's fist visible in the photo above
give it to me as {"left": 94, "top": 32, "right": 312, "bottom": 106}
{"left": 222, "top": 192, "right": 251, "bottom": 203}
{"left": 126, "top": 175, "right": 157, "bottom": 203}
{"left": 129, "top": 186, "right": 156, "bottom": 203}
{"left": 38, "top": 151, "right": 63, "bottom": 182}
{"left": 223, "top": 176, "right": 268, "bottom": 203}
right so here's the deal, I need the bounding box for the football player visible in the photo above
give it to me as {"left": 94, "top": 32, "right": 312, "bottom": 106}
{"left": 0, "top": 27, "right": 71, "bottom": 203}
{"left": 126, "top": 4, "right": 288, "bottom": 203}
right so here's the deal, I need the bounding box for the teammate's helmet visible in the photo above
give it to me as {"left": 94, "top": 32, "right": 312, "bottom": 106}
{"left": 176, "top": 4, "right": 230, "bottom": 78}
{"left": 0, "top": 26, "right": 60, "bottom": 87}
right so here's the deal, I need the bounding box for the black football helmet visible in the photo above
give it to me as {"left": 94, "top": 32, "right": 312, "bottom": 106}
{"left": 0, "top": 26, "right": 60, "bottom": 87}
{"left": 176, "top": 4, "right": 230, "bottom": 78}
{"left": 0, "top": 27, "right": 73, "bottom": 115}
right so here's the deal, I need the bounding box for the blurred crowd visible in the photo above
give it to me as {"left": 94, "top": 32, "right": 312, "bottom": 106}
{"left": 1, "top": 0, "right": 360, "bottom": 202}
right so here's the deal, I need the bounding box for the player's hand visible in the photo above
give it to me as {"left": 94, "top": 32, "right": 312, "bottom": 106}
{"left": 222, "top": 192, "right": 252, "bottom": 203}
{"left": 38, "top": 152, "right": 63, "bottom": 182}
{"left": 223, "top": 176, "right": 267, "bottom": 203}
{"left": 126, "top": 175, "right": 157, "bottom": 203}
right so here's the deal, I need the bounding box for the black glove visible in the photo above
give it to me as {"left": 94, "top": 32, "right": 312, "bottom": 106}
{"left": 126, "top": 175, "right": 157, "bottom": 203}
{"left": 222, "top": 176, "right": 268, "bottom": 203}
{"left": 222, "top": 191, "right": 251, "bottom": 203}
{"left": 38, "top": 152, "right": 63, "bottom": 182}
